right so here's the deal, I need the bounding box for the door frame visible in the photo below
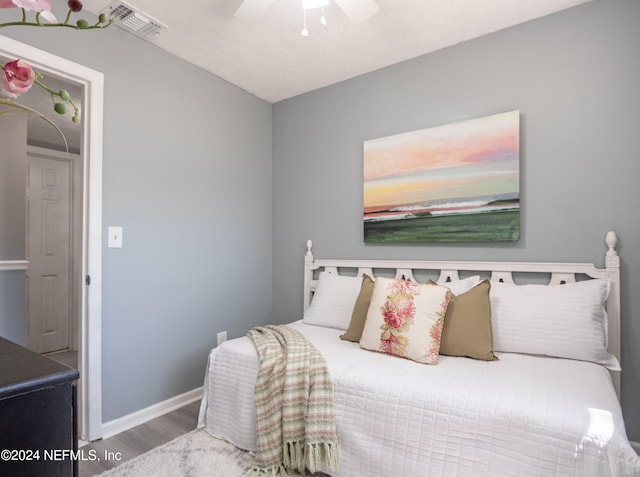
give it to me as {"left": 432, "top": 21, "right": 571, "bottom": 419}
{"left": 0, "top": 35, "right": 104, "bottom": 441}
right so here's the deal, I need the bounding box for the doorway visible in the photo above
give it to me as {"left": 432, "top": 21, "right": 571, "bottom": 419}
{"left": 0, "top": 37, "right": 105, "bottom": 442}
{"left": 26, "top": 147, "right": 81, "bottom": 358}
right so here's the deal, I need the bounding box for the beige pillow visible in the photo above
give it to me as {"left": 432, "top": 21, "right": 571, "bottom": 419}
{"left": 340, "top": 275, "right": 375, "bottom": 342}
{"left": 437, "top": 279, "right": 498, "bottom": 361}
{"left": 341, "top": 275, "right": 479, "bottom": 343}
{"left": 360, "top": 277, "right": 452, "bottom": 364}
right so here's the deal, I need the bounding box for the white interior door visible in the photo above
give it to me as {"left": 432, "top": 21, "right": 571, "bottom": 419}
{"left": 26, "top": 155, "right": 72, "bottom": 354}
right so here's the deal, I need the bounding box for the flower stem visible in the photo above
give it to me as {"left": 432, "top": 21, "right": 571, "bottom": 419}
{"left": 32, "top": 77, "right": 81, "bottom": 121}
{"left": 0, "top": 20, "right": 112, "bottom": 30}
{"left": 0, "top": 8, "right": 113, "bottom": 30}
{"left": 0, "top": 98, "right": 69, "bottom": 152}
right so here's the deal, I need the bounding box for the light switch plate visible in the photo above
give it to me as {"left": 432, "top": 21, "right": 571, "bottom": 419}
{"left": 108, "top": 226, "right": 123, "bottom": 248}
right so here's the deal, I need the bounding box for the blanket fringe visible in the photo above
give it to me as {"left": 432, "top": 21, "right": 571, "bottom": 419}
{"left": 283, "top": 440, "right": 340, "bottom": 473}
{"left": 244, "top": 441, "right": 339, "bottom": 477}
{"left": 283, "top": 440, "right": 305, "bottom": 471}
{"left": 306, "top": 441, "right": 339, "bottom": 473}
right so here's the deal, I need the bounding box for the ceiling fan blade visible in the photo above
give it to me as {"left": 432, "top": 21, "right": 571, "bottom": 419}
{"left": 234, "top": 0, "right": 275, "bottom": 19}
{"left": 333, "top": 0, "right": 380, "bottom": 24}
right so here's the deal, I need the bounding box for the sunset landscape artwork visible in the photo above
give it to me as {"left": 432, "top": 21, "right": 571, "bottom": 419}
{"left": 363, "top": 111, "right": 520, "bottom": 242}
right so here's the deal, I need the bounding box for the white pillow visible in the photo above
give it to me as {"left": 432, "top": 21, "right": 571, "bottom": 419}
{"left": 490, "top": 279, "right": 620, "bottom": 370}
{"left": 436, "top": 275, "right": 481, "bottom": 295}
{"left": 302, "top": 272, "right": 363, "bottom": 330}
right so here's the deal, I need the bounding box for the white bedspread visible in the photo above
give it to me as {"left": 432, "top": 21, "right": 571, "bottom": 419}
{"left": 198, "top": 321, "right": 640, "bottom": 477}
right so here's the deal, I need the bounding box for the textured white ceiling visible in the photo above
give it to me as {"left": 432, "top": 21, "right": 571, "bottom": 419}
{"left": 82, "top": 0, "right": 591, "bottom": 103}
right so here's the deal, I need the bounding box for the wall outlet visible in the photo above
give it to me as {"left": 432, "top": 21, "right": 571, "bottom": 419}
{"left": 217, "top": 331, "right": 227, "bottom": 346}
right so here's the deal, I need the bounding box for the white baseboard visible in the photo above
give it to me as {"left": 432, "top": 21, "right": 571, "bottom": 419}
{"left": 631, "top": 440, "right": 640, "bottom": 455}
{"left": 100, "top": 386, "right": 203, "bottom": 440}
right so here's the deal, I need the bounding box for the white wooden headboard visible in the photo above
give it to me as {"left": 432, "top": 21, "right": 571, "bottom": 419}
{"left": 303, "top": 231, "right": 621, "bottom": 396}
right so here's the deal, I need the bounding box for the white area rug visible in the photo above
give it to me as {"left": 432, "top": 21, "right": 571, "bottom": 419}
{"left": 97, "top": 429, "right": 255, "bottom": 477}
{"left": 98, "top": 429, "right": 329, "bottom": 477}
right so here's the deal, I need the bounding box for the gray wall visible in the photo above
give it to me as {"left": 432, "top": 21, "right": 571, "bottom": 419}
{"left": 1, "top": 14, "right": 273, "bottom": 421}
{"left": 2, "top": 0, "right": 638, "bottom": 442}
{"left": 273, "top": 0, "right": 640, "bottom": 441}
{"left": 0, "top": 114, "right": 26, "bottom": 260}
{"left": 0, "top": 114, "right": 27, "bottom": 345}
{"left": 0, "top": 272, "right": 25, "bottom": 345}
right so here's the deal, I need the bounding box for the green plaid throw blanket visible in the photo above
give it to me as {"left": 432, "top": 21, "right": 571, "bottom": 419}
{"left": 245, "top": 325, "right": 339, "bottom": 477}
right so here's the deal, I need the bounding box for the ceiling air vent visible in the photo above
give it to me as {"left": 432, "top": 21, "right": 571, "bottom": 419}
{"left": 101, "top": 1, "right": 165, "bottom": 39}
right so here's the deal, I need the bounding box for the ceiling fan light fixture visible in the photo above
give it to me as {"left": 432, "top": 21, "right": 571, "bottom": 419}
{"left": 301, "top": 0, "right": 329, "bottom": 35}
{"left": 234, "top": 0, "right": 380, "bottom": 25}
{"left": 302, "top": 0, "right": 329, "bottom": 10}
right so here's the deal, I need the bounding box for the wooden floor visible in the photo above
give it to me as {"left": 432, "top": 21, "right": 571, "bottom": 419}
{"left": 78, "top": 400, "right": 201, "bottom": 476}
{"left": 41, "top": 350, "right": 201, "bottom": 475}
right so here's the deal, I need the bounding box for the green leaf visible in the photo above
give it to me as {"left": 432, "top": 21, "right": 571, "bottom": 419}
{"left": 54, "top": 102, "right": 67, "bottom": 115}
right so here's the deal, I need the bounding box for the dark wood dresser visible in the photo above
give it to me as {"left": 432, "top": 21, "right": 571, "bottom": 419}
{"left": 0, "top": 337, "right": 79, "bottom": 477}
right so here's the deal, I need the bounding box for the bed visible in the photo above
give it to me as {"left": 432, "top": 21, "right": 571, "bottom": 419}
{"left": 198, "top": 231, "right": 640, "bottom": 476}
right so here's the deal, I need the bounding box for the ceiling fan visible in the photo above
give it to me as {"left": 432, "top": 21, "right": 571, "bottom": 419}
{"left": 234, "top": 0, "right": 380, "bottom": 25}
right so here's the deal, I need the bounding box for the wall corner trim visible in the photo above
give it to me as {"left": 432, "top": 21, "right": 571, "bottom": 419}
{"left": 100, "top": 386, "right": 203, "bottom": 440}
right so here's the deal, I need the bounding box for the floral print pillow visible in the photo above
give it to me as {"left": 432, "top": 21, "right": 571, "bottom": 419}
{"left": 359, "top": 277, "right": 452, "bottom": 364}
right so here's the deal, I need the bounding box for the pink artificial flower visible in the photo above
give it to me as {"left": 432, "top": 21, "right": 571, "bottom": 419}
{"left": 67, "top": 0, "right": 82, "bottom": 12}
{"left": 6, "top": 0, "right": 57, "bottom": 23}
{"left": 2, "top": 59, "right": 35, "bottom": 97}
{"left": 0, "top": 0, "right": 17, "bottom": 8}
{"left": 11, "top": 0, "right": 52, "bottom": 9}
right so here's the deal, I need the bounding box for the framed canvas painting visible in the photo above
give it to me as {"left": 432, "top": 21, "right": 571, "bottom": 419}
{"left": 363, "top": 110, "right": 520, "bottom": 243}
